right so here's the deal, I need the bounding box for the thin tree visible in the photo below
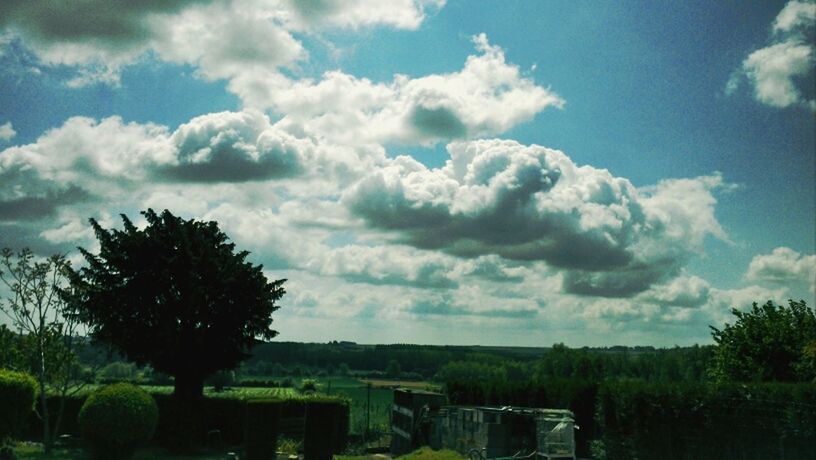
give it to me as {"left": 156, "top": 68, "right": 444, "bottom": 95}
{"left": 0, "top": 248, "right": 82, "bottom": 451}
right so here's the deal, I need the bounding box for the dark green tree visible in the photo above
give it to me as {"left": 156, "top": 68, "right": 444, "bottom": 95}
{"left": 709, "top": 299, "right": 816, "bottom": 383}
{"left": 385, "top": 359, "right": 402, "bottom": 378}
{"left": 64, "top": 209, "right": 285, "bottom": 400}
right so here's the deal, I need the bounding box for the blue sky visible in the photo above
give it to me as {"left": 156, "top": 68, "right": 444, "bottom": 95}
{"left": 1, "top": 0, "right": 814, "bottom": 346}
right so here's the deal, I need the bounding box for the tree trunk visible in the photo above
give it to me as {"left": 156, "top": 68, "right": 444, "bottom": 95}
{"left": 37, "top": 340, "right": 52, "bottom": 452}
{"left": 173, "top": 372, "right": 204, "bottom": 401}
{"left": 169, "top": 372, "right": 205, "bottom": 452}
{"left": 53, "top": 388, "right": 67, "bottom": 444}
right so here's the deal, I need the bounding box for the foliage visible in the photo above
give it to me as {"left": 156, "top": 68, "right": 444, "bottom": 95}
{"left": 64, "top": 209, "right": 286, "bottom": 399}
{"left": 78, "top": 383, "right": 158, "bottom": 460}
{"left": 99, "top": 362, "right": 139, "bottom": 382}
{"left": 709, "top": 299, "right": 816, "bottom": 382}
{"left": 596, "top": 380, "right": 816, "bottom": 460}
{"left": 245, "top": 341, "right": 714, "bottom": 384}
{"left": 276, "top": 437, "right": 301, "bottom": 455}
{"left": 0, "top": 326, "right": 23, "bottom": 370}
{"left": 385, "top": 359, "right": 401, "bottom": 378}
{"left": 397, "top": 447, "right": 467, "bottom": 460}
{"left": 204, "top": 370, "right": 235, "bottom": 392}
{"left": 299, "top": 379, "right": 317, "bottom": 394}
{"left": 0, "top": 445, "right": 13, "bottom": 460}
{"left": 0, "top": 369, "right": 37, "bottom": 443}
{"left": 435, "top": 360, "right": 509, "bottom": 383}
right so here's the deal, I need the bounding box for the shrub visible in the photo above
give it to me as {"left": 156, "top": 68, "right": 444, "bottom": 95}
{"left": 78, "top": 383, "right": 158, "bottom": 460}
{"left": 205, "top": 370, "right": 236, "bottom": 392}
{"left": 300, "top": 379, "right": 317, "bottom": 394}
{"left": 99, "top": 362, "right": 139, "bottom": 382}
{"left": 0, "top": 369, "right": 37, "bottom": 444}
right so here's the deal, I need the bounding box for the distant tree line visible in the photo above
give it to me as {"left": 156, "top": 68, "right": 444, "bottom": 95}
{"left": 235, "top": 340, "right": 716, "bottom": 384}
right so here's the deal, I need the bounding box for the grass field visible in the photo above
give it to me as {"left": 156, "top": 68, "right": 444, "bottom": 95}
{"left": 318, "top": 377, "right": 393, "bottom": 435}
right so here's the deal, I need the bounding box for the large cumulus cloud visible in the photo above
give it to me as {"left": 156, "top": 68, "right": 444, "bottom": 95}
{"left": 0, "top": 109, "right": 376, "bottom": 242}
{"left": 161, "top": 111, "right": 306, "bottom": 182}
{"left": 0, "top": 110, "right": 373, "bottom": 192}
{"left": 344, "top": 139, "right": 727, "bottom": 297}
{"left": 255, "top": 35, "right": 564, "bottom": 145}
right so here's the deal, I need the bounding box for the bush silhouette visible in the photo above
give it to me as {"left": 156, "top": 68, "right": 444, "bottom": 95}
{"left": 78, "top": 383, "right": 158, "bottom": 460}
{"left": 0, "top": 369, "right": 37, "bottom": 443}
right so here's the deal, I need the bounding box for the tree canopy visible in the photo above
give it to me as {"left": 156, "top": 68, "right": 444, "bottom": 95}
{"left": 709, "top": 299, "right": 816, "bottom": 383}
{"left": 64, "top": 209, "right": 285, "bottom": 399}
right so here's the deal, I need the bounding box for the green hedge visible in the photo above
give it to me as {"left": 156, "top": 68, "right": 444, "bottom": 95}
{"left": 0, "top": 369, "right": 37, "bottom": 443}
{"left": 304, "top": 399, "right": 350, "bottom": 459}
{"left": 596, "top": 381, "right": 816, "bottom": 460}
{"left": 22, "top": 391, "right": 349, "bottom": 458}
{"left": 244, "top": 399, "right": 281, "bottom": 460}
{"left": 78, "top": 383, "right": 158, "bottom": 460}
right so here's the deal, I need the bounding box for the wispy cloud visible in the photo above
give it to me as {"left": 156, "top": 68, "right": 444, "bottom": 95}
{"left": 0, "top": 121, "right": 15, "bottom": 141}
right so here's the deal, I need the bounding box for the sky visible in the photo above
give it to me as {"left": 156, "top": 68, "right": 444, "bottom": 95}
{"left": 0, "top": 0, "right": 814, "bottom": 347}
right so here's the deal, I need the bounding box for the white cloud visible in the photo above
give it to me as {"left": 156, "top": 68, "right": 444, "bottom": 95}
{"left": 582, "top": 298, "right": 661, "bottom": 323}
{"left": 746, "top": 246, "right": 816, "bottom": 291}
{"left": 310, "top": 244, "right": 458, "bottom": 288}
{"left": 773, "top": 1, "right": 816, "bottom": 33}
{"left": 164, "top": 110, "right": 308, "bottom": 182}
{"left": 0, "top": 110, "right": 383, "bottom": 199}
{"left": 0, "top": 116, "right": 173, "bottom": 189}
{"left": 743, "top": 40, "right": 814, "bottom": 108}
{"left": 150, "top": 2, "right": 305, "bottom": 83}
{"left": 639, "top": 275, "right": 711, "bottom": 308}
{"left": 343, "top": 138, "right": 728, "bottom": 297}
{"left": 0, "top": 0, "right": 447, "bottom": 89}
{"left": 730, "top": 0, "right": 816, "bottom": 109}
{"left": 0, "top": 122, "right": 15, "bottom": 141}
{"left": 282, "top": 0, "right": 445, "bottom": 30}
{"left": 239, "top": 34, "right": 563, "bottom": 146}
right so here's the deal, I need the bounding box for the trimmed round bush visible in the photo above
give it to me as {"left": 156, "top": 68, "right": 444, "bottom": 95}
{"left": 78, "top": 383, "right": 158, "bottom": 460}
{"left": 0, "top": 369, "right": 37, "bottom": 443}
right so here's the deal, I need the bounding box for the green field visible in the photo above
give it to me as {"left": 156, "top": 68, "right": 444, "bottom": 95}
{"left": 317, "top": 377, "right": 394, "bottom": 435}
